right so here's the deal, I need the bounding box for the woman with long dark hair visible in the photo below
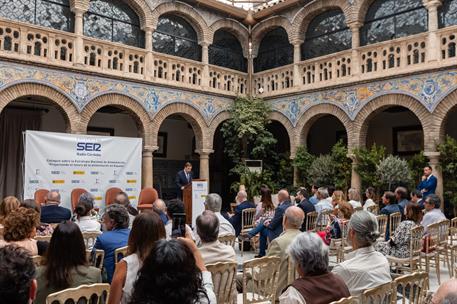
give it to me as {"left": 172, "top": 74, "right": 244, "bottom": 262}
{"left": 35, "top": 221, "right": 101, "bottom": 303}
{"left": 74, "top": 192, "right": 101, "bottom": 232}
{"left": 129, "top": 238, "right": 216, "bottom": 304}
{"left": 108, "top": 211, "right": 166, "bottom": 304}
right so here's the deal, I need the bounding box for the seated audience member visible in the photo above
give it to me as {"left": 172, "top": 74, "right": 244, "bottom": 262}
{"left": 421, "top": 194, "right": 446, "bottom": 234}
{"left": 363, "top": 187, "right": 376, "bottom": 211}
{"left": 40, "top": 191, "right": 71, "bottom": 224}
{"left": 196, "top": 210, "right": 235, "bottom": 264}
{"left": 204, "top": 193, "right": 235, "bottom": 236}
{"left": 21, "top": 199, "right": 54, "bottom": 237}
{"left": 255, "top": 186, "right": 274, "bottom": 219}
{"left": 0, "top": 245, "right": 37, "bottom": 304}
{"left": 432, "top": 278, "right": 457, "bottom": 304}
{"left": 296, "top": 188, "right": 315, "bottom": 231}
{"left": 331, "top": 190, "right": 346, "bottom": 208}
{"left": 347, "top": 188, "right": 362, "bottom": 209}
{"left": 332, "top": 211, "right": 391, "bottom": 295}
{"left": 229, "top": 190, "right": 256, "bottom": 237}
{"left": 395, "top": 186, "right": 409, "bottom": 210}
{"left": 267, "top": 206, "right": 304, "bottom": 300}
{"left": 164, "top": 199, "right": 194, "bottom": 240}
{"left": 411, "top": 189, "right": 424, "bottom": 209}
{"left": 380, "top": 191, "right": 403, "bottom": 240}
{"left": 315, "top": 187, "right": 332, "bottom": 214}
{"left": 109, "top": 211, "right": 166, "bottom": 304}
{"left": 114, "top": 192, "right": 138, "bottom": 229}
{"left": 152, "top": 199, "right": 169, "bottom": 225}
{"left": 0, "top": 196, "right": 20, "bottom": 225}
{"left": 0, "top": 207, "right": 40, "bottom": 255}
{"left": 35, "top": 221, "right": 101, "bottom": 304}
{"left": 329, "top": 201, "right": 353, "bottom": 239}
{"left": 376, "top": 202, "right": 422, "bottom": 258}
{"left": 74, "top": 192, "right": 101, "bottom": 232}
{"left": 280, "top": 232, "right": 350, "bottom": 304}
{"left": 94, "top": 204, "right": 130, "bottom": 283}
{"left": 128, "top": 238, "right": 216, "bottom": 304}
{"left": 308, "top": 185, "right": 319, "bottom": 205}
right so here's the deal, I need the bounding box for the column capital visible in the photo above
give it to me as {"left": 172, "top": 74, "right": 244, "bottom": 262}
{"left": 195, "top": 149, "right": 214, "bottom": 156}
{"left": 423, "top": 0, "right": 442, "bottom": 9}
{"left": 290, "top": 39, "right": 304, "bottom": 47}
{"left": 143, "top": 26, "right": 155, "bottom": 34}
{"left": 346, "top": 153, "right": 357, "bottom": 162}
{"left": 424, "top": 151, "right": 440, "bottom": 163}
{"left": 71, "top": 5, "right": 88, "bottom": 15}
{"left": 199, "top": 41, "right": 210, "bottom": 48}
{"left": 347, "top": 21, "right": 363, "bottom": 30}
{"left": 143, "top": 145, "right": 159, "bottom": 153}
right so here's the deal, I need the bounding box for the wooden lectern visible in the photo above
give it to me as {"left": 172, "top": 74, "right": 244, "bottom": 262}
{"left": 182, "top": 179, "right": 205, "bottom": 225}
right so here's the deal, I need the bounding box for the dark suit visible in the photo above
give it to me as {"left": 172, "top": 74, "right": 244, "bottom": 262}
{"left": 229, "top": 200, "right": 256, "bottom": 236}
{"left": 297, "top": 198, "right": 315, "bottom": 231}
{"left": 40, "top": 205, "right": 71, "bottom": 224}
{"left": 175, "top": 170, "right": 193, "bottom": 199}
{"left": 267, "top": 200, "right": 292, "bottom": 241}
{"left": 417, "top": 175, "right": 437, "bottom": 199}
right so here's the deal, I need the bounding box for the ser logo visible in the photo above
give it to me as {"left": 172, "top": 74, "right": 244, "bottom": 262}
{"left": 76, "top": 142, "right": 102, "bottom": 152}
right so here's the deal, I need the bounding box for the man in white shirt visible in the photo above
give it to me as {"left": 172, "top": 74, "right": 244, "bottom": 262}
{"left": 421, "top": 194, "right": 446, "bottom": 234}
{"left": 204, "top": 193, "right": 235, "bottom": 236}
{"left": 315, "top": 187, "right": 333, "bottom": 214}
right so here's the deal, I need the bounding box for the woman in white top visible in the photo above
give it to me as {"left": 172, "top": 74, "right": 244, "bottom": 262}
{"left": 74, "top": 193, "right": 101, "bottom": 232}
{"left": 363, "top": 187, "right": 376, "bottom": 212}
{"left": 108, "top": 211, "right": 166, "bottom": 304}
{"left": 347, "top": 188, "right": 362, "bottom": 209}
{"left": 128, "top": 237, "right": 216, "bottom": 304}
{"left": 332, "top": 211, "right": 391, "bottom": 296}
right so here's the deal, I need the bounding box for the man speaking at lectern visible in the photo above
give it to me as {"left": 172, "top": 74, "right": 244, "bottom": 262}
{"left": 176, "top": 162, "right": 193, "bottom": 199}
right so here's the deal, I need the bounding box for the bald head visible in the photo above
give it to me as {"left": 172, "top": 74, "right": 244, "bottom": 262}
{"left": 237, "top": 190, "right": 247, "bottom": 203}
{"left": 284, "top": 206, "right": 304, "bottom": 229}
{"left": 46, "top": 191, "right": 61, "bottom": 204}
{"left": 278, "top": 189, "right": 289, "bottom": 203}
{"left": 433, "top": 279, "right": 457, "bottom": 304}
{"left": 153, "top": 199, "right": 166, "bottom": 212}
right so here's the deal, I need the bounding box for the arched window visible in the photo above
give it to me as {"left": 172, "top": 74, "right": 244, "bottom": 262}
{"left": 439, "top": 0, "right": 457, "bottom": 28}
{"left": 153, "top": 15, "right": 201, "bottom": 61}
{"left": 302, "top": 9, "right": 351, "bottom": 60}
{"left": 0, "top": 0, "right": 74, "bottom": 32}
{"left": 84, "top": 0, "right": 144, "bottom": 47}
{"left": 209, "top": 30, "right": 246, "bottom": 72}
{"left": 254, "top": 27, "right": 293, "bottom": 72}
{"left": 361, "top": 0, "right": 428, "bottom": 46}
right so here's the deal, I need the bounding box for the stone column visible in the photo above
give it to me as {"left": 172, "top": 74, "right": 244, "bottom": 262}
{"left": 424, "top": 151, "right": 444, "bottom": 208}
{"left": 144, "top": 27, "right": 154, "bottom": 80}
{"left": 201, "top": 42, "right": 210, "bottom": 88}
{"left": 73, "top": 8, "right": 86, "bottom": 66}
{"left": 248, "top": 55, "right": 255, "bottom": 96}
{"left": 292, "top": 40, "right": 303, "bottom": 89}
{"left": 142, "top": 146, "right": 157, "bottom": 188}
{"left": 425, "top": 0, "right": 442, "bottom": 62}
{"left": 348, "top": 22, "right": 362, "bottom": 77}
{"left": 348, "top": 153, "right": 362, "bottom": 192}
{"left": 197, "top": 149, "right": 213, "bottom": 182}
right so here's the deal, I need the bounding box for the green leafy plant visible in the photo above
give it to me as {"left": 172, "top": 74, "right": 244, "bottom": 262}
{"left": 353, "top": 144, "right": 386, "bottom": 192}
{"left": 307, "top": 155, "right": 336, "bottom": 187}
{"left": 292, "top": 145, "right": 315, "bottom": 187}
{"left": 376, "top": 155, "right": 412, "bottom": 191}
{"left": 438, "top": 136, "right": 457, "bottom": 208}
{"left": 330, "top": 141, "right": 352, "bottom": 190}
{"left": 230, "top": 165, "right": 275, "bottom": 200}
{"left": 408, "top": 151, "right": 429, "bottom": 186}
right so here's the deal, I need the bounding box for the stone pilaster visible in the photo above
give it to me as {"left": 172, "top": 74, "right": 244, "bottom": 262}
{"left": 142, "top": 146, "right": 158, "bottom": 188}
{"left": 425, "top": 0, "right": 443, "bottom": 62}
{"left": 197, "top": 149, "right": 214, "bottom": 182}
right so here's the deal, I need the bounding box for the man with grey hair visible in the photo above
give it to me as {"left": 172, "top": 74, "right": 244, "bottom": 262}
{"left": 40, "top": 190, "right": 71, "bottom": 223}
{"left": 196, "top": 210, "right": 236, "bottom": 265}
{"left": 332, "top": 210, "right": 391, "bottom": 295}
{"left": 421, "top": 194, "right": 446, "bottom": 233}
{"left": 229, "top": 190, "right": 255, "bottom": 236}
{"left": 205, "top": 193, "right": 235, "bottom": 236}
{"left": 153, "top": 199, "right": 169, "bottom": 225}
{"left": 314, "top": 187, "right": 332, "bottom": 214}
{"left": 266, "top": 206, "right": 304, "bottom": 300}
{"left": 432, "top": 278, "right": 457, "bottom": 304}
{"left": 279, "top": 232, "right": 350, "bottom": 303}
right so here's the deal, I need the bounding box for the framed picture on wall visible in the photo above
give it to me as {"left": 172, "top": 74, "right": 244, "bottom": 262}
{"left": 87, "top": 127, "right": 114, "bottom": 136}
{"left": 155, "top": 132, "right": 168, "bottom": 158}
{"left": 393, "top": 126, "right": 423, "bottom": 155}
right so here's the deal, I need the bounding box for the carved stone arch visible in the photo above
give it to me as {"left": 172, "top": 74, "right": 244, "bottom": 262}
{"left": 294, "top": 103, "right": 353, "bottom": 150}
{"left": 354, "top": 0, "right": 387, "bottom": 25}
{"left": 151, "top": 103, "right": 208, "bottom": 151}
{"left": 71, "top": 0, "right": 154, "bottom": 30}
{"left": 150, "top": 1, "right": 211, "bottom": 44}
{"left": 207, "top": 111, "right": 231, "bottom": 150}
{"left": 433, "top": 89, "right": 457, "bottom": 147}
{"left": 353, "top": 94, "right": 433, "bottom": 151}
{"left": 290, "top": 0, "right": 354, "bottom": 43}
{"left": 0, "top": 82, "right": 79, "bottom": 133}
{"left": 251, "top": 16, "right": 293, "bottom": 57}
{"left": 269, "top": 111, "right": 295, "bottom": 157}
{"left": 80, "top": 94, "right": 152, "bottom": 145}
{"left": 209, "top": 19, "right": 250, "bottom": 58}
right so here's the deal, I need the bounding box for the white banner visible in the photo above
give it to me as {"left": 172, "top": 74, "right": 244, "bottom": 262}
{"left": 192, "top": 180, "right": 208, "bottom": 226}
{"left": 23, "top": 131, "right": 142, "bottom": 210}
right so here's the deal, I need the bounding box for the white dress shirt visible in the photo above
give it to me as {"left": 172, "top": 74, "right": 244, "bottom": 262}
{"left": 363, "top": 199, "right": 376, "bottom": 211}
{"left": 421, "top": 208, "right": 446, "bottom": 233}
{"left": 315, "top": 199, "right": 333, "bottom": 214}
{"left": 332, "top": 246, "right": 391, "bottom": 295}
{"left": 215, "top": 212, "right": 235, "bottom": 236}
{"left": 75, "top": 216, "right": 101, "bottom": 232}
{"left": 279, "top": 286, "right": 306, "bottom": 304}
{"left": 348, "top": 200, "right": 362, "bottom": 209}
